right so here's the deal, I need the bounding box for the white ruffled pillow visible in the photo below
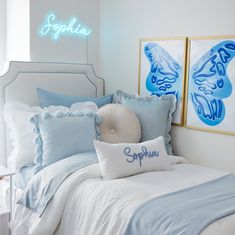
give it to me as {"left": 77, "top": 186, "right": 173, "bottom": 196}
{"left": 94, "top": 136, "right": 172, "bottom": 180}
{"left": 4, "top": 101, "right": 98, "bottom": 170}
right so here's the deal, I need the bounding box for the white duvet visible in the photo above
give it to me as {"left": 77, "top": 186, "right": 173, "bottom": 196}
{"left": 11, "top": 162, "right": 235, "bottom": 235}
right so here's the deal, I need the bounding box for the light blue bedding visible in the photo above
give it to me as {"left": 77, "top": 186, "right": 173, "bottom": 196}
{"left": 13, "top": 165, "right": 35, "bottom": 189}
{"left": 124, "top": 174, "right": 235, "bottom": 235}
{"left": 17, "top": 151, "right": 98, "bottom": 216}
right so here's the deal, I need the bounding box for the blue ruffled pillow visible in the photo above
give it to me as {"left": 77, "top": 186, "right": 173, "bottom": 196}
{"left": 37, "top": 88, "right": 113, "bottom": 108}
{"left": 115, "top": 90, "right": 176, "bottom": 155}
{"left": 30, "top": 111, "right": 102, "bottom": 173}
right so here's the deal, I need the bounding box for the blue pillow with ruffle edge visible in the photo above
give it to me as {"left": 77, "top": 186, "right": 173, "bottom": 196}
{"left": 30, "top": 111, "right": 102, "bottom": 173}
{"left": 37, "top": 88, "right": 113, "bottom": 108}
{"left": 115, "top": 90, "right": 176, "bottom": 155}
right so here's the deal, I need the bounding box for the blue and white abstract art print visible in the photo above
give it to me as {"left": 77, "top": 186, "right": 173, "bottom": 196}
{"left": 186, "top": 37, "right": 235, "bottom": 135}
{"left": 139, "top": 38, "right": 187, "bottom": 125}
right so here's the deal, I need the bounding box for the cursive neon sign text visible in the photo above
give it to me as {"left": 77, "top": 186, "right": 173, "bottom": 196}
{"left": 39, "top": 13, "right": 92, "bottom": 40}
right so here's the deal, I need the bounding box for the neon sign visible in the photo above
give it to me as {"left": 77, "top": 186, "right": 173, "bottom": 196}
{"left": 39, "top": 12, "right": 92, "bottom": 41}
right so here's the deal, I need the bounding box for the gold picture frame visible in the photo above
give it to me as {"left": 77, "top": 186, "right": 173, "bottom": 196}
{"left": 184, "top": 35, "right": 235, "bottom": 135}
{"left": 138, "top": 37, "right": 188, "bottom": 126}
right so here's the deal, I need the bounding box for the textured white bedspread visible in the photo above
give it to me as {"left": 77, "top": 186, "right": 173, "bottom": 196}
{"left": 11, "top": 163, "right": 235, "bottom": 235}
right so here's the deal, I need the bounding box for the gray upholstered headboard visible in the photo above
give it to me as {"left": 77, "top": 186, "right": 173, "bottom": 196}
{"left": 0, "top": 61, "right": 104, "bottom": 166}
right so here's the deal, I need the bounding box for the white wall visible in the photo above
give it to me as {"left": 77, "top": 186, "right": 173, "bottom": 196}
{"left": 0, "top": 0, "right": 6, "bottom": 74}
{"left": 5, "top": 0, "right": 100, "bottom": 73}
{"left": 30, "top": 0, "right": 100, "bottom": 73}
{"left": 99, "top": 0, "right": 235, "bottom": 172}
{"left": 6, "top": 0, "right": 30, "bottom": 61}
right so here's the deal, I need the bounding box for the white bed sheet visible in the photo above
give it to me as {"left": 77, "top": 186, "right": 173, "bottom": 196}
{"left": 11, "top": 163, "right": 235, "bottom": 235}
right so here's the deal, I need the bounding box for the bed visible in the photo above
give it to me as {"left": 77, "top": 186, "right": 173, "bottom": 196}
{"left": 0, "top": 61, "right": 235, "bottom": 235}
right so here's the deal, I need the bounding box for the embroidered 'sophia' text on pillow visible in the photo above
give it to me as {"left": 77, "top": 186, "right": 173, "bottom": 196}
{"left": 94, "top": 136, "right": 172, "bottom": 180}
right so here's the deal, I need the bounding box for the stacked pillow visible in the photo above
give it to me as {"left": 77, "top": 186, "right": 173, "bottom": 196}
{"left": 93, "top": 90, "right": 176, "bottom": 179}
{"left": 4, "top": 88, "right": 176, "bottom": 179}
{"left": 4, "top": 89, "right": 112, "bottom": 171}
{"left": 4, "top": 101, "right": 100, "bottom": 171}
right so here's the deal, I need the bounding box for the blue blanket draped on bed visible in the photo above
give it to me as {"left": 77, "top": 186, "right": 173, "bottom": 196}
{"left": 18, "top": 151, "right": 98, "bottom": 216}
{"left": 124, "top": 174, "right": 235, "bottom": 235}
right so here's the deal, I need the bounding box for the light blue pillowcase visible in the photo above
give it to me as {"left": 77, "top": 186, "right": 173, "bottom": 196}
{"left": 30, "top": 111, "right": 102, "bottom": 173}
{"left": 115, "top": 90, "right": 176, "bottom": 155}
{"left": 37, "top": 88, "right": 113, "bottom": 108}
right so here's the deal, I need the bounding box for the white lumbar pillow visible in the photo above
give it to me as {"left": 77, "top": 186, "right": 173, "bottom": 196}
{"left": 94, "top": 136, "right": 172, "bottom": 180}
{"left": 97, "top": 103, "right": 141, "bottom": 144}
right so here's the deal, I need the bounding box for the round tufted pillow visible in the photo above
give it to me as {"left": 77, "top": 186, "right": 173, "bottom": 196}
{"left": 97, "top": 104, "right": 141, "bottom": 144}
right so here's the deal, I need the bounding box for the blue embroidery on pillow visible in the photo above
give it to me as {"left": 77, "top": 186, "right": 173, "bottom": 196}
{"left": 124, "top": 146, "right": 159, "bottom": 167}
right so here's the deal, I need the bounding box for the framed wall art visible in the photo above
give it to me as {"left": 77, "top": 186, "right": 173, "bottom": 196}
{"left": 185, "top": 36, "right": 235, "bottom": 135}
{"left": 138, "top": 37, "right": 188, "bottom": 125}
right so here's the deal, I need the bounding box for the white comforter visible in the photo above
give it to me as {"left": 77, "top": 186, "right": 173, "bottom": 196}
{"left": 11, "top": 162, "right": 235, "bottom": 235}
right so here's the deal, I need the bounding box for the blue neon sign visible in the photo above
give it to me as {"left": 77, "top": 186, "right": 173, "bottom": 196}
{"left": 39, "top": 12, "right": 92, "bottom": 41}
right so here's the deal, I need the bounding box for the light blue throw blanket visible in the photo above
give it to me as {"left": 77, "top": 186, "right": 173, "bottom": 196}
{"left": 18, "top": 151, "right": 98, "bottom": 216}
{"left": 124, "top": 174, "right": 235, "bottom": 235}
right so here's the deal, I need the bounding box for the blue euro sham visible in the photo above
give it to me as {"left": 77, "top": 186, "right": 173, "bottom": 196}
{"left": 30, "top": 111, "right": 101, "bottom": 173}
{"left": 124, "top": 174, "right": 235, "bottom": 235}
{"left": 115, "top": 90, "right": 176, "bottom": 155}
{"left": 37, "top": 88, "right": 113, "bottom": 108}
{"left": 18, "top": 152, "right": 98, "bottom": 216}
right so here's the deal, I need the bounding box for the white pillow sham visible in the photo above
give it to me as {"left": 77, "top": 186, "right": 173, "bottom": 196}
{"left": 94, "top": 136, "right": 172, "bottom": 180}
{"left": 4, "top": 101, "right": 98, "bottom": 170}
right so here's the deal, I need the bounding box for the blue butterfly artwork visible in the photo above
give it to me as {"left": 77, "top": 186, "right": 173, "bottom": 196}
{"left": 144, "top": 40, "right": 235, "bottom": 127}
{"left": 189, "top": 41, "right": 235, "bottom": 126}
{"left": 144, "top": 43, "right": 183, "bottom": 100}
